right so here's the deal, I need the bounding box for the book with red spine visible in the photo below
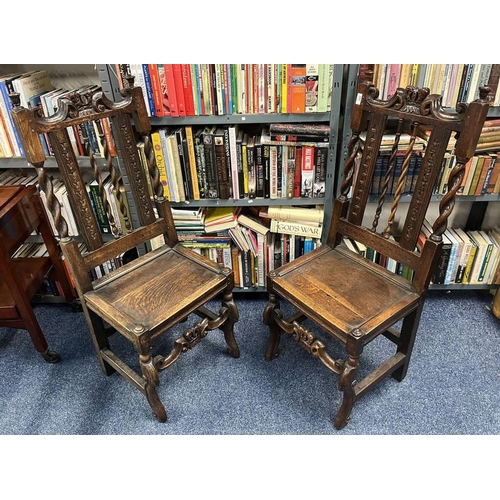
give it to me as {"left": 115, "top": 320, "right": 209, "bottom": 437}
{"left": 293, "top": 146, "right": 302, "bottom": 197}
{"left": 181, "top": 64, "right": 196, "bottom": 116}
{"left": 148, "top": 64, "right": 164, "bottom": 117}
{"left": 172, "top": 64, "right": 187, "bottom": 116}
{"left": 164, "top": 64, "right": 179, "bottom": 117}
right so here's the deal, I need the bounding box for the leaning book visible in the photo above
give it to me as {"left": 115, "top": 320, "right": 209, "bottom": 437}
{"left": 270, "top": 219, "right": 323, "bottom": 239}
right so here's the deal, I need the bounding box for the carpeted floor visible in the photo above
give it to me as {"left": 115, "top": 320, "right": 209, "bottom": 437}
{"left": 0, "top": 289, "right": 499, "bottom": 435}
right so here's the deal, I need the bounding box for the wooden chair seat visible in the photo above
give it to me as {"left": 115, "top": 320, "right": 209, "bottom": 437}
{"left": 85, "top": 245, "right": 228, "bottom": 338}
{"left": 270, "top": 245, "right": 420, "bottom": 343}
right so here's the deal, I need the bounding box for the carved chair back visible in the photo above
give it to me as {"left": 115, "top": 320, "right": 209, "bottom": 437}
{"left": 10, "top": 80, "right": 177, "bottom": 298}
{"left": 328, "top": 81, "right": 490, "bottom": 294}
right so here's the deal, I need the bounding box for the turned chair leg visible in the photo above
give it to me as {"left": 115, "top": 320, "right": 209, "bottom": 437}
{"left": 263, "top": 293, "right": 281, "bottom": 361}
{"left": 334, "top": 331, "right": 362, "bottom": 430}
{"left": 221, "top": 290, "right": 240, "bottom": 358}
{"left": 137, "top": 333, "right": 167, "bottom": 423}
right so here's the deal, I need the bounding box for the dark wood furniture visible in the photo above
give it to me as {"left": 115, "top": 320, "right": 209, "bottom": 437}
{"left": 0, "top": 185, "right": 75, "bottom": 362}
{"left": 264, "top": 82, "right": 490, "bottom": 429}
{"left": 9, "top": 76, "right": 240, "bottom": 422}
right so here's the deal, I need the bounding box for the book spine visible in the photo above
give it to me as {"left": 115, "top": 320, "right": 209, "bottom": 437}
{"left": 151, "top": 131, "right": 171, "bottom": 200}
{"left": 312, "top": 145, "right": 327, "bottom": 198}
{"left": 269, "top": 145, "right": 278, "bottom": 199}
{"left": 88, "top": 184, "right": 111, "bottom": 234}
{"left": 286, "top": 145, "right": 295, "bottom": 199}
{"left": 301, "top": 145, "right": 315, "bottom": 197}
{"left": 0, "top": 81, "right": 23, "bottom": 156}
{"left": 270, "top": 219, "right": 323, "bottom": 239}
{"left": 263, "top": 144, "right": 270, "bottom": 199}
{"left": 255, "top": 142, "right": 264, "bottom": 198}
{"left": 141, "top": 64, "right": 156, "bottom": 117}
{"left": 214, "top": 130, "right": 230, "bottom": 199}
{"left": 305, "top": 64, "right": 319, "bottom": 113}
{"left": 148, "top": 64, "right": 163, "bottom": 117}
{"left": 184, "top": 126, "right": 200, "bottom": 200}
{"left": 280, "top": 63, "right": 288, "bottom": 113}
{"left": 247, "top": 139, "right": 256, "bottom": 199}
{"left": 290, "top": 64, "right": 306, "bottom": 113}
{"left": 181, "top": 64, "right": 196, "bottom": 116}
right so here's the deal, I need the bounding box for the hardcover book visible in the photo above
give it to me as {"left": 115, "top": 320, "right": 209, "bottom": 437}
{"left": 301, "top": 146, "right": 315, "bottom": 197}
{"left": 214, "top": 127, "right": 231, "bottom": 199}
{"left": 270, "top": 219, "right": 323, "bottom": 239}
{"left": 290, "top": 64, "right": 306, "bottom": 113}
{"left": 305, "top": 64, "right": 319, "bottom": 113}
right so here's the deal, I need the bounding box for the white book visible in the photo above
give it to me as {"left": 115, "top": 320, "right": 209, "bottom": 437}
{"left": 129, "top": 63, "right": 151, "bottom": 116}
{"left": 228, "top": 125, "right": 239, "bottom": 199}
{"left": 452, "top": 227, "right": 473, "bottom": 284}
{"left": 443, "top": 230, "right": 458, "bottom": 285}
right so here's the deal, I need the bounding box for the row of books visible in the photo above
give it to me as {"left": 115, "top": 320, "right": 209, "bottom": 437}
{"left": 363, "top": 148, "right": 500, "bottom": 199}
{"left": 0, "top": 169, "right": 133, "bottom": 238}
{"left": 148, "top": 124, "right": 329, "bottom": 202}
{"left": 172, "top": 205, "right": 325, "bottom": 239}
{"left": 420, "top": 222, "right": 500, "bottom": 286}
{"left": 172, "top": 205, "right": 324, "bottom": 288}
{"left": 0, "top": 69, "right": 54, "bottom": 158}
{"left": 117, "top": 64, "right": 335, "bottom": 118}
{"left": 0, "top": 69, "right": 118, "bottom": 160}
{"left": 436, "top": 151, "right": 500, "bottom": 196}
{"left": 343, "top": 222, "right": 500, "bottom": 286}
{"left": 359, "top": 119, "right": 500, "bottom": 199}
{"left": 358, "top": 64, "right": 500, "bottom": 108}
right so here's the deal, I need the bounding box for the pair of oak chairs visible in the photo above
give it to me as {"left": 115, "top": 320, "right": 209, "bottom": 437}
{"left": 9, "top": 74, "right": 490, "bottom": 429}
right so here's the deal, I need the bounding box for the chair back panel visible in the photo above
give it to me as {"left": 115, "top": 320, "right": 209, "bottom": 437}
{"left": 10, "top": 81, "right": 177, "bottom": 292}
{"left": 330, "top": 80, "right": 490, "bottom": 292}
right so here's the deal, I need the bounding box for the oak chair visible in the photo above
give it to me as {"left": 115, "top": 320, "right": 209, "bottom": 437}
{"left": 9, "top": 76, "right": 240, "bottom": 422}
{"left": 264, "top": 81, "right": 490, "bottom": 429}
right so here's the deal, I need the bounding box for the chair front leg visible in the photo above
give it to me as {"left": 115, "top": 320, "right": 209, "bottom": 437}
{"left": 263, "top": 293, "right": 281, "bottom": 361}
{"left": 137, "top": 331, "right": 167, "bottom": 423}
{"left": 221, "top": 289, "right": 240, "bottom": 358}
{"left": 334, "top": 329, "right": 363, "bottom": 430}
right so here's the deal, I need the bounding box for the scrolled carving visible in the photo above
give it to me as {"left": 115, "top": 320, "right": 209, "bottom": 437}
{"left": 368, "top": 85, "right": 430, "bottom": 114}
{"left": 33, "top": 88, "right": 134, "bottom": 125}
{"left": 368, "top": 85, "right": 468, "bottom": 122}
{"left": 420, "top": 92, "right": 467, "bottom": 121}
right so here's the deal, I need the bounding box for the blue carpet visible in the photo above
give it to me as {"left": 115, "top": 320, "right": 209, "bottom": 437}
{"left": 0, "top": 289, "right": 499, "bottom": 435}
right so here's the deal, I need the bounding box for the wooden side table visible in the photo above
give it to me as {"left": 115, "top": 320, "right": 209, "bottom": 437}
{"left": 0, "top": 185, "right": 75, "bottom": 362}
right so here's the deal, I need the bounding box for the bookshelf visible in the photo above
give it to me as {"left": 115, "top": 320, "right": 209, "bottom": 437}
{"left": 96, "top": 64, "right": 345, "bottom": 292}
{"left": 340, "top": 63, "right": 500, "bottom": 291}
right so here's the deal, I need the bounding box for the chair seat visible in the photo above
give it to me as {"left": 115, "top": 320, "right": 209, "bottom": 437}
{"left": 84, "top": 245, "right": 228, "bottom": 339}
{"left": 270, "top": 245, "right": 420, "bottom": 343}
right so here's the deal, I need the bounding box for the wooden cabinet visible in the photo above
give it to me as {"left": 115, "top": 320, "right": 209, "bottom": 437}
{"left": 0, "top": 185, "right": 75, "bottom": 361}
